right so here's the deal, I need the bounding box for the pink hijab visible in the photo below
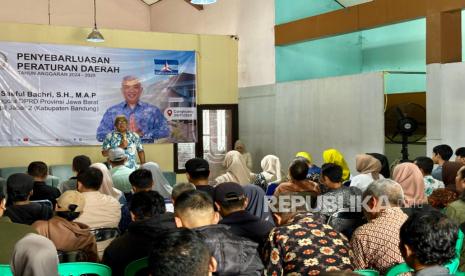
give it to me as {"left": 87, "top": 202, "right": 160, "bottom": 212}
{"left": 393, "top": 162, "right": 427, "bottom": 207}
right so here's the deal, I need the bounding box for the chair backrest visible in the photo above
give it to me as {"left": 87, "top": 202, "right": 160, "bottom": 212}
{"left": 0, "top": 264, "right": 13, "bottom": 276}
{"left": 58, "top": 250, "right": 89, "bottom": 263}
{"left": 124, "top": 257, "right": 149, "bottom": 276}
{"left": 58, "top": 262, "right": 111, "bottom": 276}
{"left": 385, "top": 262, "right": 414, "bottom": 276}
{"left": 49, "top": 165, "right": 74, "bottom": 184}
{"left": 327, "top": 211, "right": 367, "bottom": 240}
{"left": 31, "top": 199, "right": 54, "bottom": 210}
{"left": 354, "top": 269, "right": 380, "bottom": 276}
{"left": 162, "top": 172, "right": 176, "bottom": 187}
{"left": 89, "top": 228, "right": 120, "bottom": 242}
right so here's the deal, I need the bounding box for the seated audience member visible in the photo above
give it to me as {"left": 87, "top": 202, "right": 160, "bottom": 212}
{"left": 0, "top": 189, "right": 37, "bottom": 263}
{"left": 58, "top": 155, "right": 91, "bottom": 193}
{"left": 28, "top": 161, "right": 61, "bottom": 206}
{"left": 263, "top": 194, "right": 353, "bottom": 274}
{"left": 172, "top": 182, "right": 196, "bottom": 203}
{"left": 129, "top": 168, "right": 154, "bottom": 193}
{"left": 254, "top": 155, "right": 282, "bottom": 191}
{"left": 32, "top": 191, "right": 98, "bottom": 262}
{"left": 393, "top": 162, "right": 427, "bottom": 207}
{"left": 5, "top": 173, "right": 53, "bottom": 225}
{"left": 414, "top": 156, "right": 445, "bottom": 196}
{"left": 400, "top": 210, "right": 458, "bottom": 275}
{"left": 350, "top": 179, "right": 408, "bottom": 274}
{"left": 445, "top": 166, "right": 465, "bottom": 225}
{"left": 234, "top": 140, "right": 253, "bottom": 170}
{"left": 141, "top": 162, "right": 173, "bottom": 199}
{"left": 442, "top": 161, "right": 465, "bottom": 192}
{"left": 367, "top": 153, "right": 391, "bottom": 178}
{"left": 214, "top": 182, "right": 273, "bottom": 248}
{"left": 431, "top": 144, "right": 454, "bottom": 181}
{"left": 323, "top": 148, "right": 351, "bottom": 182}
{"left": 109, "top": 148, "right": 134, "bottom": 197}
{"left": 149, "top": 228, "right": 217, "bottom": 276}
{"left": 428, "top": 188, "right": 458, "bottom": 210}
{"left": 296, "top": 151, "right": 321, "bottom": 180}
{"left": 90, "top": 162, "right": 130, "bottom": 232}
{"left": 103, "top": 191, "right": 176, "bottom": 276}
{"left": 350, "top": 154, "right": 383, "bottom": 192}
{"left": 11, "top": 233, "right": 59, "bottom": 276}
{"left": 185, "top": 158, "right": 215, "bottom": 199}
{"left": 243, "top": 184, "right": 274, "bottom": 224}
{"left": 456, "top": 147, "right": 465, "bottom": 165}
{"left": 320, "top": 163, "right": 362, "bottom": 219}
{"left": 215, "top": 150, "right": 254, "bottom": 185}
{"left": 174, "top": 190, "right": 264, "bottom": 275}
{"left": 74, "top": 168, "right": 121, "bottom": 228}
{"left": 274, "top": 158, "right": 320, "bottom": 197}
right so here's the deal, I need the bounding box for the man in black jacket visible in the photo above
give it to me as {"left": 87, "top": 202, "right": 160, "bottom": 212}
{"left": 214, "top": 182, "right": 273, "bottom": 249}
{"left": 28, "top": 161, "right": 61, "bottom": 207}
{"left": 102, "top": 191, "right": 176, "bottom": 276}
{"left": 175, "top": 190, "right": 264, "bottom": 275}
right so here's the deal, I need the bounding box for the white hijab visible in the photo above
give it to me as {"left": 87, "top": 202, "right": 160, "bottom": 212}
{"left": 216, "top": 150, "right": 253, "bottom": 185}
{"left": 11, "top": 233, "right": 59, "bottom": 276}
{"left": 91, "top": 163, "right": 122, "bottom": 200}
{"left": 141, "top": 162, "right": 173, "bottom": 199}
{"left": 260, "top": 155, "right": 282, "bottom": 182}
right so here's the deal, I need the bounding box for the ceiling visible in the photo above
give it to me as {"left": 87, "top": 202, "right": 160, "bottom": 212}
{"left": 337, "top": 0, "right": 373, "bottom": 7}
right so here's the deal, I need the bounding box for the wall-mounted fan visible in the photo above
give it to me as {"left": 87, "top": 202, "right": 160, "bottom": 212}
{"left": 385, "top": 103, "right": 426, "bottom": 161}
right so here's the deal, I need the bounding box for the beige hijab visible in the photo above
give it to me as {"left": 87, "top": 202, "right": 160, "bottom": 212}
{"left": 11, "top": 233, "right": 59, "bottom": 276}
{"left": 91, "top": 163, "right": 122, "bottom": 200}
{"left": 356, "top": 154, "right": 382, "bottom": 180}
{"left": 393, "top": 162, "right": 427, "bottom": 207}
{"left": 216, "top": 150, "right": 252, "bottom": 185}
{"left": 260, "top": 155, "right": 282, "bottom": 182}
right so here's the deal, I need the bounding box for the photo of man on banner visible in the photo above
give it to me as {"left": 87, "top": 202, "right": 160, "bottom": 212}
{"left": 96, "top": 75, "right": 170, "bottom": 143}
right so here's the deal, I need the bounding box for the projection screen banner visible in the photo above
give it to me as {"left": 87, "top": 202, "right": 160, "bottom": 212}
{"left": 0, "top": 41, "right": 197, "bottom": 146}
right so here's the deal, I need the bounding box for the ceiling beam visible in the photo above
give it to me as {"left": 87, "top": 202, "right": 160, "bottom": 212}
{"left": 184, "top": 0, "right": 204, "bottom": 11}
{"left": 275, "top": 0, "right": 465, "bottom": 46}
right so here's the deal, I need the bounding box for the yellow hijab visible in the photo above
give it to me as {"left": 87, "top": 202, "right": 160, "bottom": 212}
{"left": 296, "top": 152, "right": 312, "bottom": 163}
{"left": 323, "top": 148, "right": 350, "bottom": 181}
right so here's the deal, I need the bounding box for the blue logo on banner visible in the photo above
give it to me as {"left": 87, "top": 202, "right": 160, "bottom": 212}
{"left": 154, "top": 59, "right": 179, "bottom": 75}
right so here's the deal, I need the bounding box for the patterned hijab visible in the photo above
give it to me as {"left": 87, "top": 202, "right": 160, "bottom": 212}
{"left": 90, "top": 163, "right": 122, "bottom": 199}
{"left": 355, "top": 154, "right": 381, "bottom": 180}
{"left": 260, "top": 155, "right": 282, "bottom": 182}
{"left": 141, "top": 162, "right": 173, "bottom": 199}
{"left": 323, "top": 149, "right": 350, "bottom": 181}
{"left": 11, "top": 233, "right": 59, "bottom": 276}
{"left": 393, "top": 162, "right": 427, "bottom": 207}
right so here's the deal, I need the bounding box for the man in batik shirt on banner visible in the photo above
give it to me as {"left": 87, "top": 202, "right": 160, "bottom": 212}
{"left": 102, "top": 115, "right": 145, "bottom": 169}
{"left": 96, "top": 76, "right": 170, "bottom": 143}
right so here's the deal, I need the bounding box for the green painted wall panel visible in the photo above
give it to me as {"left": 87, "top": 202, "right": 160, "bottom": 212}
{"left": 276, "top": 32, "right": 362, "bottom": 82}
{"left": 275, "top": 0, "right": 341, "bottom": 25}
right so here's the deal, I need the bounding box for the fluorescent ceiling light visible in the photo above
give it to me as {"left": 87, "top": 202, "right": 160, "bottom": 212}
{"left": 338, "top": 0, "right": 373, "bottom": 7}
{"left": 191, "top": 0, "right": 216, "bottom": 4}
{"left": 141, "top": 0, "right": 161, "bottom": 5}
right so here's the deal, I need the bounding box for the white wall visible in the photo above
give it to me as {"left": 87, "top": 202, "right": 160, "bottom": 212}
{"left": 426, "top": 63, "right": 465, "bottom": 154}
{"left": 239, "top": 72, "right": 385, "bottom": 174}
{"left": 150, "top": 0, "right": 275, "bottom": 88}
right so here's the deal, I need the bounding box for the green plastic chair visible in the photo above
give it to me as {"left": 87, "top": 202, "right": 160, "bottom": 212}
{"left": 0, "top": 264, "right": 13, "bottom": 276}
{"left": 445, "top": 229, "right": 464, "bottom": 274}
{"left": 58, "top": 262, "right": 111, "bottom": 276}
{"left": 124, "top": 257, "right": 149, "bottom": 276}
{"left": 354, "top": 269, "right": 380, "bottom": 276}
{"left": 385, "top": 262, "right": 414, "bottom": 276}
